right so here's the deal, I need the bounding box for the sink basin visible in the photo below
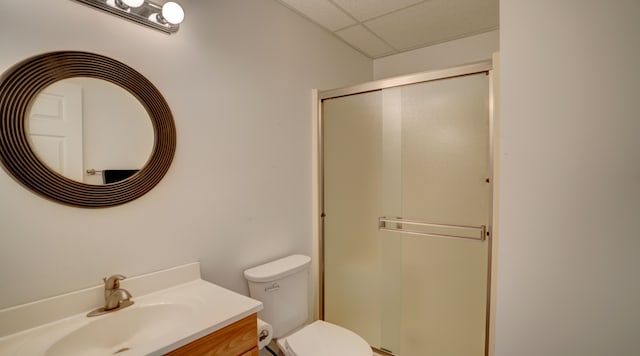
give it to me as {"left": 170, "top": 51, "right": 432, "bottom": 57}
{"left": 46, "top": 303, "right": 194, "bottom": 356}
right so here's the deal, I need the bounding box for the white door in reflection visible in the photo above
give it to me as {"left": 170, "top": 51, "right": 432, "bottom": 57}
{"left": 28, "top": 81, "right": 84, "bottom": 181}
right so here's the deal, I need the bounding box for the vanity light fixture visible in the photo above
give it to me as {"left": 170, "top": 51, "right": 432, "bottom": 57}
{"left": 72, "top": 0, "right": 184, "bottom": 34}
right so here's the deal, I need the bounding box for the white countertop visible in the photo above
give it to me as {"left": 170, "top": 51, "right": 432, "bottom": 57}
{"left": 0, "top": 270, "right": 262, "bottom": 355}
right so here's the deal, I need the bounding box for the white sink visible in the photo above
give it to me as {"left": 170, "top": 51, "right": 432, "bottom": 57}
{"left": 0, "top": 279, "right": 262, "bottom": 356}
{"left": 46, "top": 303, "right": 195, "bottom": 356}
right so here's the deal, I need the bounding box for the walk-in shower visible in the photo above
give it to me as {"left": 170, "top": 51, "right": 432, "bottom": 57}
{"left": 318, "top": 61, "right": 493, "bottom": 356}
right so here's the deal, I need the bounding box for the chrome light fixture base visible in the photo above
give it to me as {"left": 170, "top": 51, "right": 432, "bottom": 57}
{"left": 72, "top": 0, "right": 182, "bottom": 34}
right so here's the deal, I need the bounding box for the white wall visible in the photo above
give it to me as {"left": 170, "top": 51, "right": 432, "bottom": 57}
{"left": 0, "top": 0, "right": 371, "bottom": 309}
{"left": 495, "top": 1, "right": 640, "bottom": 355}
{"left": 373, "top": 30, "right": 499, "bottom": 79}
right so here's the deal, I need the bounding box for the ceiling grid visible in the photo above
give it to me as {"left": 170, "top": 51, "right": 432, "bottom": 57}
{"left": 276, "top": 0, "right": 498, "bottom": 58}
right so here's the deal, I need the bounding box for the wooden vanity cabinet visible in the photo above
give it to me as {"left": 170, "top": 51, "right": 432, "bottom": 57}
{"left": 166, "top": 313, "right": 258, "bottom": 356}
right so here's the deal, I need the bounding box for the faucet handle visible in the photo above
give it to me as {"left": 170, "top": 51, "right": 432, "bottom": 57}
{"left": 103, "top": 274, "right": 126, "bottom": 289}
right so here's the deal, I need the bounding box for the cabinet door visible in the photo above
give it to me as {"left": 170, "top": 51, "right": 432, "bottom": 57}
{"left": 240, "top": 347, "right": 259, "bottom": 356}
{"left": 166, "top": 314, "right": 257, "bottom": 356}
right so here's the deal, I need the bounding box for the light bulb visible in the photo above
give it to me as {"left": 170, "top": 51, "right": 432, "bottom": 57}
{"left": 122, "top": 0, "right": 145, "bottom": 7}
{"left": 161, "top": 2, "right": 184, "bottom": 25}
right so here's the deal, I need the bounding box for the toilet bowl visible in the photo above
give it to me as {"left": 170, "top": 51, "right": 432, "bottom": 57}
{"left": 278, "top": 320, "right": 371, "bottom": 356}
{"left": 244, "top": 255, "right": 371, "bottom": 356}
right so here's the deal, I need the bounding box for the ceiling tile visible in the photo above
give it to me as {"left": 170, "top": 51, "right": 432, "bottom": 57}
{"left": 331, "top": 0, "right": 425, "bottom": 21}
{"left": 335, "top": 25, "right": 395, "bottom": 58}
{"left": 278, "top": 0, "right": 356, "bottom": 31}
{"left": 365, "top": 0, "right": 499, "bottom": 51}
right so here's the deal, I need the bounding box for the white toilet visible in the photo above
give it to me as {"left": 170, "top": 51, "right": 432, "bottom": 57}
{"left": 244, "top": 254, "right": 372, "bottom": 356}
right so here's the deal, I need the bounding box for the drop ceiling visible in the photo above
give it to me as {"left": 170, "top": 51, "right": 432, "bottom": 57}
{"left": 275, "top": 0, "right": 499, "bottom": 59}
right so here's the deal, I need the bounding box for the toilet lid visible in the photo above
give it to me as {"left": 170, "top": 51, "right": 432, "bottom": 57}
{"left": 280, "top": 320, "right": 371, "bottom": 356}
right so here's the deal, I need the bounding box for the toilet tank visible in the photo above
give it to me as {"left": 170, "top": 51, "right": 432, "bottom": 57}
{"left": 244, "top": 255, "right": 311, "bottom": 338}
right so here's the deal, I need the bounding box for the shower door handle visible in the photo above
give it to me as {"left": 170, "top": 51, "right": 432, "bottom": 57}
{"left": 378, "top": 216, "right": 486, "bottom": 241}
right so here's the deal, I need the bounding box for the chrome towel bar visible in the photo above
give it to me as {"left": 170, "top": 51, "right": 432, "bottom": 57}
{"left": 378, "top": 216, "right": 486, "bottom": 241}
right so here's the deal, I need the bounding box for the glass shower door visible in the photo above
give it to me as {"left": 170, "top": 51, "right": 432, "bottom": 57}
{"left": 323, "top": 72, "right": 490, "bottom": 356}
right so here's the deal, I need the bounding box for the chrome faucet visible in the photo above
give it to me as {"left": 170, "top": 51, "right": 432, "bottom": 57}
{"left": 87, "top": 274, "right": 134, "bottom": 317}
{"left": 103, "top": 274, "right": 133, "bottom": 310}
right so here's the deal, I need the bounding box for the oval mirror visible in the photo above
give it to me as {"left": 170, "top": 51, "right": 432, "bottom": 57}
{"left": 27, "top": 78, "right": 154, "bottom": 185}
{"left": 0, "top": 51, "right": 176, "bottom": 208}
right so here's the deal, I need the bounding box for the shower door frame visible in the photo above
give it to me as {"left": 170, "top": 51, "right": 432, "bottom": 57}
{"left": 316, "top": 60, "right": 495, "bottom": 356}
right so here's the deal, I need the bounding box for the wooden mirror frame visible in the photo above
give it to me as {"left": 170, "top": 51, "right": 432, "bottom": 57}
{"left": 0, "top": 51, "right": 176, "bottom": 208}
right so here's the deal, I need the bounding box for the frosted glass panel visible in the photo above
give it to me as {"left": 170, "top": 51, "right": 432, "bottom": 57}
{"left": 323, "top": 91, "right": 383, "bottom": 347}
{"left": 323, "top": 72, "right": 490, "bottom": 356}
{"left": 396, "top": 73, "right": 489, "bottom": 356}
{"left": 401, "top": 74, "right": 490, "bottom": 226}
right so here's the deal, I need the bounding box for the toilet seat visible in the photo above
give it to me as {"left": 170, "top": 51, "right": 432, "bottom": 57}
{"left": 277, "top": 320, "right": 372, "bottom": 356}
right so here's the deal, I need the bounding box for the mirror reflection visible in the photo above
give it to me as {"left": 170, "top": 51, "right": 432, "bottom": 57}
{"left": 26, "top": 78, "right": 154, "bottom": 185}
